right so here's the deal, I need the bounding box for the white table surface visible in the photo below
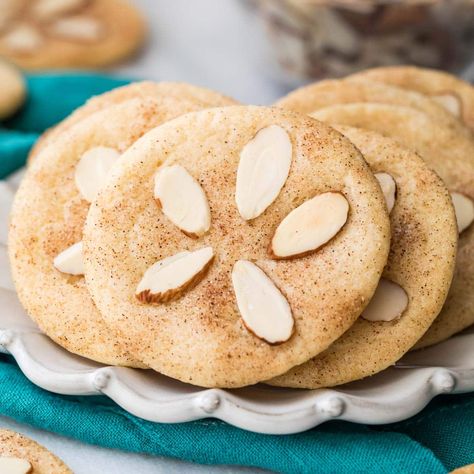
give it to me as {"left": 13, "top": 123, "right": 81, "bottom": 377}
{"left": 1, "top": 0, "right": 288, "bottom": 472}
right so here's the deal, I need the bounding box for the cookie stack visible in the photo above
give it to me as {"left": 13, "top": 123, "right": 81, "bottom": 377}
{"left": 8, "top": 66, "right": 474, "bottom": 389}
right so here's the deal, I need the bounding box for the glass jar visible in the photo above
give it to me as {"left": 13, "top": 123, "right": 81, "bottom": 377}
{"left": 256, "top": 0, "right": 474, "bottom": 81}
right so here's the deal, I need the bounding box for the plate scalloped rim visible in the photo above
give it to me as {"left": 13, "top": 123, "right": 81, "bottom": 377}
{"left": 1, "top": 171, "right": 474, "bottom": 435}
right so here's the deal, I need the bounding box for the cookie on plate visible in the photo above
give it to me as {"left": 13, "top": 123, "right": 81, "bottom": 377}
{"left": 275, "top": 78, "right": 466, "bottom": 132}
{"left": 83, "top": 105, "right": 391, "bottom": 387}
{"left": 0, "top": 0, "right": 145, "bottom": 70}
{"left": 310, "top": 103, "right": 474, "bottom": 348}
{"left": 29, "top": 81, "right": 236, "bottom": 161}
{"left": 0, "top": 58, "right": 25, "bottom": 120}
{"left": 0, "top": 429, "right": 71, "bottom": 474}
{"left": 9, "top": 89, "right": 236, "bottom": 366}
{"left": 270, "top": 127, "right": 457, "bottom": 388}
{"left": 350, "top": 66, "right": 474, "bottom": 131}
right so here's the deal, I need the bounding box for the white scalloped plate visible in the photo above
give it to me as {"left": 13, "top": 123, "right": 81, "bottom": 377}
{"left": 1, "top": 171, "right": 474, "bottom": 435}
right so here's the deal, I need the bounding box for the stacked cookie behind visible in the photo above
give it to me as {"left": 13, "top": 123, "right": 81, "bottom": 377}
{"left": 0, "top": 429, "right": 71, "bottom": 474}
{"left": 0, "top": 0, "right": 145, "bottom": 69}
{"left": 8, "top": 67, "right": 474, "bottom": 389}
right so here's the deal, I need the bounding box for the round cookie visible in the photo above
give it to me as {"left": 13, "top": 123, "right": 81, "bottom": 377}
{"left": 275, "top": 78, "right": 467, "bottom": 132}
{"left": 29, "top": 81, "right": 236, "bottom": 160}
{"left": 0, "top": 429, "right": 71, "bottom": 474}
{"left": 451, "top": 464, "right": 474, "bottom": 474}
{"left": 310, "top": 103, "right": 474, "bottom": 348}
{"left": 9, "top": 92, "right": 235, "bottom": 366}
{"left": 269, "top": 127, "right": 457, "bottom": 388}
{"left": 0, "top": 58, "right": 25, "bottom": 119}
{"left": 0, "top": 0, "right": 145, "bottom": 70}
{"left": 350, "top": 66, "right": 474, "bottom": 131}
{"left": 83, "top": 105, "right": 391, "bottom": 388}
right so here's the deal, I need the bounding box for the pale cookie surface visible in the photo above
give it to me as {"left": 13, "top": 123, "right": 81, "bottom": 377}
{"left": 29, "top": 81, "right": 236, "bottom": 160}
{"left": 351, "top": 66, "right": 474, "bottom": 131}
{"left": 0, "top": 58, "right": 25, "bottom": 119}
{"left": 9, "top": 92, "right": 234, "bottom": 366}
{"left": 311, "top": 103, "right": 474, "bottom": 348}
{"left": 0, "top": 429, "right": 71, "bottom": 474}
{"left": 83, "top": 106, "right": 390, "bottom": 388}
{"left": 275, "top": 78, "right": 466, "bottom": 132}
{"left": 269, "top": 127, "right": 457, "bottom": 388}
{"left": 0, "top": 0, "right": 145, "bottom": 70}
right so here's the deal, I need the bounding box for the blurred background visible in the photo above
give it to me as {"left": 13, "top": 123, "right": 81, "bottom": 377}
{"left": 1, "top": 0, "right": 473, "bottom": 105}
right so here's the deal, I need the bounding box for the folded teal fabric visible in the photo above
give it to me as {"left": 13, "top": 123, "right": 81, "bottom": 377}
{"left": 1, "top": 73, "right": 129, "bottom": 178}
{"left": 1, "top": 74, "right": 473, "bottom": 473}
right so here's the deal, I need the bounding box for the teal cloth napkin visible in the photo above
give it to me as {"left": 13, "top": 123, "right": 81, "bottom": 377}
{"left": 1, "top": 74, "right": 474, "bottom": 473}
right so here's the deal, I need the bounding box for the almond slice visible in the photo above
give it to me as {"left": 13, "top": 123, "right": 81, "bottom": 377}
{"left": 53, "top": 241, "right": 84, "bottom": 275}
{"left": 235, "top": 125, "right": 292, "bottom": 220}
{"left": 451, "top": 192, "right": 474, "bottom": 233}
{"left": 232, "top": 260, "right": 293, "bottom": 344}
{"left": 47, "top": 15, "right": 104, "bottom": 42}
{"left": 74, "top": 146, "right": 120, "bottom": 202}
{"left": 136, "top": 247, "right": 214, "bottom": 304}
{"left": 2, "top": 24, "right": 43, "bottom": 53}
{"left": 270, "top": 192, "right": 349, "bottom": 259}
{"left": 0, "top": 457, "right": 32, "bottom": 474}
{"left": 361, "top": 278, "right": 408, "bottom": 322}
{"left": 375, "top": 172, "right": 396, "bottom": 214}
{"left": 32, "top": 0, "right": 88, "bottom": 21}
{"left": 431, "top": 93, "right": 462, "bottom": 118}
{"left": 154, "top": 165, "right": 211, "bottom": 238}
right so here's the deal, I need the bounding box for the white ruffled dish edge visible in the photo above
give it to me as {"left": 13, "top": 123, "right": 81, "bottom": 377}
{"left": 1, "top": 170, "right": 473, "bottom": 435}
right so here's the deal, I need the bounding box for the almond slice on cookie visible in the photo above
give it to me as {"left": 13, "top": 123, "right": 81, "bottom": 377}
{"left": 136, "top": 246, "right": 214, "bottom": 304}
{"left": 232, "top": 260, "right": 294, "bottom": 344}
{"left": 431, "top": 92, "right": 462, "bottom": 118}
{"left": 154, "top": 165, "right": 211, "bottom": 238}
{"left": 53, "top": 241, "right": 84, "bottom": 275}
{"left": 270, "top": 192, "right": 349, "bottom": 259}
{"left": 74, "top": 146, "right": 120, "bottom": 202}
{"left": 236, "top": 125, "right": 292, "bottom": 220}
{"left": 375, "top": 172, "right": 397, "bottom": 214}
{"left": 451, "top": 192, "right": 474, "bottom": 233}
{"left": 0, "top": 457, "right": 32, "bottom": 474}
{"left": 361, "top": 278, "right": 408, "bottom": 322}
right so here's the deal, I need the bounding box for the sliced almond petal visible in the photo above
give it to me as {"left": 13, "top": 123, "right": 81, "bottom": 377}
{"left": 154, "top": 165, "right": 211, "bottom": 238}
{"left": 2, "top": 24, "right": 44, "bottom": 53}
{"left": 53, "top": 241, "right": 84, "bottom": 275}
{"left": 47, "top": 15, "right": 104, "bottom": 42}
{"left": 136, "top": 247, "right": 214, "bottom": 304}
{"left": 431, "top": 93, "right": 462, "bottom": 118}
{"left": 361, "top": 278, "right": 408, "bottom": 322}
{"left": 451, "top": 191, "right": 474, "bottom": 233}
{"left": 271, "top": 192, "right": 349, "bottom": 259}
{"left": 0, "top": 457, "right": 32, "bottom": 474}
{"left": 232, "top": 260, "right": 294, "bottom": 344}
{"left": 32, "top": 0, "right": 88, "bottom": 21}
{"left": 74, "top": 146, "right": 120, "bottom": 202}
{"left": 236, "top": 125, "right": 292, "bottom": 220}
{"left": 375, "top": 172, "right": 396, "bottom": 214}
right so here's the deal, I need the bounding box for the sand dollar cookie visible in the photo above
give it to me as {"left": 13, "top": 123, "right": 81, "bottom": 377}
{"left": 9, "top": 91, "right": 235, "bottom": 366}
{"left": 0, "top": 429, "right": 71, "bottom": 474}
{"left": 0, "top": 58, "right": 25, "bottom": 120}
{"left": 83, "top": 106, "right": 391, "bottom": 387}
{"left": 0, "top": 0, "right": 145, "bottom": 70}
{"left": 29, "top": 81, "right": 236, "bottom": 160}
{"left": 310, "top": 103, "right": 474, "bottom": 348}
{"left": 351, "top": 66, "right": 474, "bottom": 131}
{"left": 275, "top": 78, "right": 466, "bottom": 132}
{"left": 270, "top": 127, "right": 457, "bottom": 388}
